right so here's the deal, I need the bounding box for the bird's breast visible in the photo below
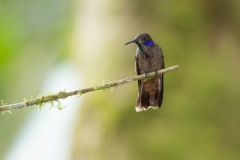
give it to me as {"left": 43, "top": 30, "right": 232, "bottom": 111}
{"left": 137, "top": 52, "right": 162, "bottom": 73}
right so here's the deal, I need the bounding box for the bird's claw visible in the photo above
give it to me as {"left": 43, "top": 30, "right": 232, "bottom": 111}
{"left": 141, "top": 69, "right": 149, "bottom": 78}
{"left": 154, "top": 70, "right": 158, "bottom": 77}
{"left": 144, "top": 73, "right": 149, "bottom": 78}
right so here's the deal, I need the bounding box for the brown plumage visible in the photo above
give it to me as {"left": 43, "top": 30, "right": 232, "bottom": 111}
{"left": 125, "top": 33, "right": 165, "bottom": 112}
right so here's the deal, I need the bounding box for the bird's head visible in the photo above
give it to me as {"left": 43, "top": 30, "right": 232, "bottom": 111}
{"left": 125, "top": 33, "right": 154, "bottom": 51}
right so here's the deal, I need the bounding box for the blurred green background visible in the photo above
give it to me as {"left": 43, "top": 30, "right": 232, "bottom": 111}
{"left": 1, "top": 0, "right": 240, "bottom": 160}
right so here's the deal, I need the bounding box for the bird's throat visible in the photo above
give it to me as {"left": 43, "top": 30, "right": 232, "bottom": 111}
{"left": 136, "top": 42, "right": 145, "bottom": 52}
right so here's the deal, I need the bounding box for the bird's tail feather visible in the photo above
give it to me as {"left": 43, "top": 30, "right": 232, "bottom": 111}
{"left": 135, "top": 86, "right": 160, "bottom": 112}
{"left": 136, "top": 87, "right": 149, "bottom": 112}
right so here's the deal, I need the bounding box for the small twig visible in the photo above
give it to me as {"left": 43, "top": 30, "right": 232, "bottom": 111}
{"left": 0, "top": 65, "right": 179, "bottom": 112}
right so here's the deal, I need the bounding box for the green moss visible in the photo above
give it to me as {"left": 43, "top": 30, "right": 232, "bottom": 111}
{"left": 37, "top": 94, "right": 44, "bottom": 110}
{"left": 94, "top": 86, "right": 101, "bottom": 90}
{"left": 78, "top": 90, "right": 83, "bottom": 95}
{"left": 2, "top": 110, "right": 11, "bottom": 115}
{"left": 56, "top": 100, "right": 65, "bottom": 110}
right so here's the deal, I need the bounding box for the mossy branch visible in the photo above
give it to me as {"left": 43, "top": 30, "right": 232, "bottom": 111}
{"left": 0, "top": 65, "right": 179, "bottom": 112}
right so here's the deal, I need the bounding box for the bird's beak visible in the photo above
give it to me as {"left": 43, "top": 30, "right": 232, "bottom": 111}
{"left": 125, "top": 39, "right": 136, "bottom": 45}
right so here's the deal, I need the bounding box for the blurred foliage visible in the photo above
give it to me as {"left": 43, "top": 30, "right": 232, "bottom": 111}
{"left": 72, "top": 0, "right": 240, "bottom": 160}
{"left": 0, "top": 0, "right": 73, "bottom": 158}
{"left": 1, "top": 0, "right": 240, "bottom": 159}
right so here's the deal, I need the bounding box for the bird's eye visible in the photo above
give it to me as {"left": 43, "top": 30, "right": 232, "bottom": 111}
{"left": 142, "top": 37, "right": 146, "bottom": 41}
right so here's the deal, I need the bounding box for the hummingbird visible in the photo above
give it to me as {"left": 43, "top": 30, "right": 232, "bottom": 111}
{"left": 125, "top": 33, "right": 165, "bottom": 112}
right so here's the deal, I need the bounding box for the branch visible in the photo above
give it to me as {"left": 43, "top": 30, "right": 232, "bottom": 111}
{"left": 0, "top": 65, "right": 179, "bottom": 112}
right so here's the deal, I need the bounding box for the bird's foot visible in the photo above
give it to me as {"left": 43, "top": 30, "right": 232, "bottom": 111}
{"left": 154, "top": 70, "right": 158, "bottom": 77}
{"left": 141, "top": 69, "right": 149, "bottom": 78}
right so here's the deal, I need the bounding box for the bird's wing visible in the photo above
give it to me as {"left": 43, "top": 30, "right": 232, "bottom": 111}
{"left": 135, "top": 50, "right": 141, "bottom": 92}
{"left": 158, "top": 47, "right": 165, "bottom": 107}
